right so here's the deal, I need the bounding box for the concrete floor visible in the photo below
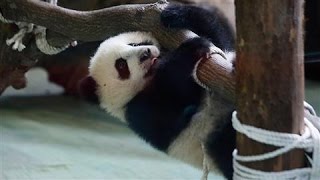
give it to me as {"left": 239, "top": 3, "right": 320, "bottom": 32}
{"left": 305, "top": 80, "right": 320, "bottom": 113}
{"left": 0, "top": 68, "right": 224, "bottom": 180}
{"left": 1, "top": 96, "right": 224, "bottom": 180}
{"left": 0, "top": 68, "right": 319, "bottom": 180}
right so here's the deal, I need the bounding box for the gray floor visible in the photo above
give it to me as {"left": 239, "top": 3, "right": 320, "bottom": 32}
{"left": 0, "top": 68, "right": 224, "bottom": 180}
{"left": 0, "top": 68, "right": 319, "bottom": 180}
{"left": 305, "top": 80, "right": 320, "bottom": 113}
{"left": 1, "top": 96, "right": 224, "bottom": 180}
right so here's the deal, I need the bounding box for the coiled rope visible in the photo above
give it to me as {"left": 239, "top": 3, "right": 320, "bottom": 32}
{"left": 232, "top": 102, "right": 320, "bottom": 179}
{"left": 0, "top": 0, "right": 76, "bottom": 54}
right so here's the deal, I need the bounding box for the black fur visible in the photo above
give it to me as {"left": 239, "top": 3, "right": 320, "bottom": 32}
{"left": 161, "top": 4, "right": 235, "bottom": 51}
{"left": 126, "top": 4, "right": 236, "bottom": 179}
{"left": 126, "top": 37, "right": 210, "bottom": 151}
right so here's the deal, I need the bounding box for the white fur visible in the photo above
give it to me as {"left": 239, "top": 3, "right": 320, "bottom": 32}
{"left": 89, "top": 32, "right": 160, "bottom": 121}
{"left": 167, "top": 90, "right": 233, "bottom": 176}
{"left": 167, "top": 93, "right": 217, "bottom": 171}
{"left": 224, "top": 51, "right": 236, "bottom": 63}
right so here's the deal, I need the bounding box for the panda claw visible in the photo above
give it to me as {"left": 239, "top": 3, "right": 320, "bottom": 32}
{"left": 210, "top": 45, "right": 227, "bottom": 60}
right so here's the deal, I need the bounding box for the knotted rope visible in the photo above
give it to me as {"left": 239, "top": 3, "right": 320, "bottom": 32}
{"left": 0, "top": 0, "right": 76, "bottom": 54}
{"left": 232, "top": 102, "right": 320, "bottom": 179}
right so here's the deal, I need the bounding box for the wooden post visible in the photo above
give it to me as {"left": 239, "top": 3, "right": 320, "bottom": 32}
{"left": 235, "top": 0, "right": 306, "bottom": 171}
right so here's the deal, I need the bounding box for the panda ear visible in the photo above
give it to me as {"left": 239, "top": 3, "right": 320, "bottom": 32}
{"left": 78, "top": 76, "right": 99, "bottom": 103}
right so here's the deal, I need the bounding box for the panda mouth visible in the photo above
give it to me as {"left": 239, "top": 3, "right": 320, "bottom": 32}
{"left": 144, "top": 58, "right": 158, "bottom": 78}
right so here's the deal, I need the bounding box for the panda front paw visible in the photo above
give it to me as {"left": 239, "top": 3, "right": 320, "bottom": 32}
{"left": 176, "top": 37, "right": 212, "bottom": 60}
{"left": 192, "top": 44, "right": 229, "bottom": 91}
{"left": 209, "top": 45, "right": 227, "bottom": 60}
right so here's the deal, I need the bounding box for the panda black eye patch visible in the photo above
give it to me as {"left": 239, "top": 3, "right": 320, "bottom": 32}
{"left": 128, "top": 41, "right": 154, "bottom": 47}
{"left": 115, "top": 58, "right": 130, "bottom": 80}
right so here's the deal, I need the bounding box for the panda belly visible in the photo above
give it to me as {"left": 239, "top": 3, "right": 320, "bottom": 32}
{"left": 167, "top": 94, "right": 218, "bottom": 172}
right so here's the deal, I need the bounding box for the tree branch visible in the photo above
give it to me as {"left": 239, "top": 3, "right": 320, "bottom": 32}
{"left": 1, "top": 0, "right": 197, "bottom": 48}
{"left": 0, "top": 0, "right": 235, "bottom": 102}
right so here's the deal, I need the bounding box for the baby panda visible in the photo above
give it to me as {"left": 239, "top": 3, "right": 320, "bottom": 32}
{"left": 84, "top": 4, "right": 236, "bottom": 180}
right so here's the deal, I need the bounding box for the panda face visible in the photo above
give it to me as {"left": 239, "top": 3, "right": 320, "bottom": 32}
{"left": 113, "top": 43, "right": 160, "bottom": 81}
{"left": 89, "top": 32, "right": 160, "bottom": 121}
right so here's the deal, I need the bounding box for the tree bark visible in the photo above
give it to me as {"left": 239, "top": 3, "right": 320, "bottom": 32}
{"left": 235, "top": 0, "right": 305, "bottom": 171}
{"left": 0, "top": 0, "right": 236, "bottom": 102}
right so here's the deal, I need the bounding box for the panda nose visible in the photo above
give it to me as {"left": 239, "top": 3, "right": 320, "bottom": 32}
{"left": 140, "top": 48, "right": 151, "bottom": 62}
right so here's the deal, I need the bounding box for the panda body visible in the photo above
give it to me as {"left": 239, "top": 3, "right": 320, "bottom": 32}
{"left": 87, "top": 4, "right": 236, "bottom": 180}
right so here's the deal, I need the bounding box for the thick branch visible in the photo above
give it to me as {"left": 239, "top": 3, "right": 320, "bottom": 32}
{"left": 0, "top": 0, "right": 236, "bottom": 101}
{"left": 1, "top": 0, "right": 196, "bottom": 49}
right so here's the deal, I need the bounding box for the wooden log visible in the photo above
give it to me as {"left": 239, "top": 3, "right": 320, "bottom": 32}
{"left": 235, "top": 0, "right": 306, "bottom": 171}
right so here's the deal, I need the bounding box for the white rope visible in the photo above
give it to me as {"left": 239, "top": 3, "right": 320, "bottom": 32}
{"left": 304, "top": 102, "right": 317, "bottom": 116}
{"left": 0, "top": 0, "right": 76, "bottom": 54}
{"left": 6, "top": 22, "right": 34, "bottom": 51}
{"left": 0, "top": 12, "right": 13, "bottom": 23}
{"left": 33, "top": 26, "right": 69, "bottom": 55}
{"left": 201, "top": 142, "right": 210, "bottom": 180}
{"left": 232, "top": 102, "right": 320, "bottom": 180}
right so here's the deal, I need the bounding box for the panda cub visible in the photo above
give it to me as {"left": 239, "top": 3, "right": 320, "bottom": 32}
{"left": 86, "top": 4, "right": 236, "bottom": 180}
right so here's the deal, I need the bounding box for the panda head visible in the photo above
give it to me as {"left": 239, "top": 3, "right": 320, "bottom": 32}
{"left": 88, "top": 32, "right": 160, "bottom": 121}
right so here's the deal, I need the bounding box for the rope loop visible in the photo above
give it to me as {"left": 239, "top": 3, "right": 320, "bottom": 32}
{"left": 232, "top": 102, "right": 320, "bottom": 180}
{"left": 0, "top": 0, "right": 77, "bottom": 55}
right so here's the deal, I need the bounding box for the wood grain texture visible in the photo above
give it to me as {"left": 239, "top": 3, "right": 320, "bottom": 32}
{"left": 235, "top": 0, "right": 306, "bottom": 171}
{"left": 196, "top": 54, "right": 235, "bottom": 103}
